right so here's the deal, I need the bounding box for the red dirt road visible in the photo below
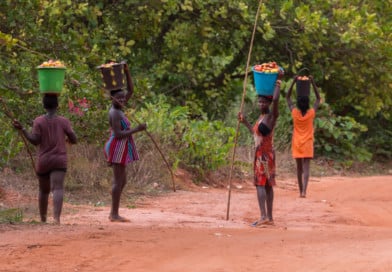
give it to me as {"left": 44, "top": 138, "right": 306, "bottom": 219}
{"left": 1, "top": 175, "right": 392, "bottom": 272}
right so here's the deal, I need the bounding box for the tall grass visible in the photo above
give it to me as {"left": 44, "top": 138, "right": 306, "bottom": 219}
{"left": 65, "top": 139, "right": 173, "bottom": 204}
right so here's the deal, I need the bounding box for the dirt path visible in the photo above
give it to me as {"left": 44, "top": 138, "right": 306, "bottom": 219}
{"left": 1, "top": 175, "right": 392, "bottom": 272}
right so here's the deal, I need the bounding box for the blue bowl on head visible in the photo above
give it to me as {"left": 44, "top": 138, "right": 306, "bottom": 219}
{"left": 252, "top": 67, "right": 280, "bottom": 96}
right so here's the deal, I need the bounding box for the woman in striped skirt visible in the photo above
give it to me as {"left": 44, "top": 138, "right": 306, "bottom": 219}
{"left": 104, "top": 63, "right": 146, "bottom": 222}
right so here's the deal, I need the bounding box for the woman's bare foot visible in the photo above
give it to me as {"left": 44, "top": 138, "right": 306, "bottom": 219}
{"left": 265, "top": 220, "right": 274, "bottom": 225}
{"left": 109, "top": 215, "right": 130, "bottom": 222}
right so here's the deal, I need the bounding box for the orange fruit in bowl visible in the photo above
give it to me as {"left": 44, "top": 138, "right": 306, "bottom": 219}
{"left": 253, "top": 61, "right": 280, "bottom": 73}
{"left": 298, "top": 76, "right": 309, "bottom": 81}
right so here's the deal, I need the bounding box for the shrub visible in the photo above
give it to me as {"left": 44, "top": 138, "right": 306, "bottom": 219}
{"left": 136, "top": 95, "right": 235, "bottom": 180}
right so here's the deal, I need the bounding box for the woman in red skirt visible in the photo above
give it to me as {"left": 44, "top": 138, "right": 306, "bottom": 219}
{"left": 238, "top": 73, "right": 282, "bottom": 226}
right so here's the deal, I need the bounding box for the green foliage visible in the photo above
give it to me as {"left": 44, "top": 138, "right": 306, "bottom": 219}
{"left": 0, "top": 208, "right": 23, "bottom": 223}
{"left": 0, "top": 125, "right": 24, "bottom": 168}
{"left": 314, "top": 105, "right": 372, "bottom": 162}
{"left": 361, "top": 116, "right": 392, "bottom": 161}
{"left": 136, "top": 95, "right": 189, "bottom": 147}
{"left": 0, "top": 102, "right": 27, "bottom": 169}
{"left": 136, "top": 95, "right": 235, "bottom": 179}
{"left": 1, "top": 0, "right": 392, "bottom": 173}
{"left": 181, "top": 119, "right": 235, "bottom": 175}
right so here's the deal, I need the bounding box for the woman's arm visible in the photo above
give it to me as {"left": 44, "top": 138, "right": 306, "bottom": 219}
{"left": 238, "top": 112, "right": 254, "bottom": 134}
{"left": 12, "top": 120, "right": 41, "bottom": 145}
{"left": 310, "top": 75, "right": 321, "bottom": 111}
{"left": 271, "top": 80, "right": 281, "bottom": 123}
{"left": 123, "top": 62, "right": 134, "bottom": 104}
{"left": 110, "top": 110, "right": 146, "bottom": 139}
{"left": 286, "top": 76, "right": 297, "bottom": 111}
{"left": 66, "top": 128, "right": 77, "bottom": 144}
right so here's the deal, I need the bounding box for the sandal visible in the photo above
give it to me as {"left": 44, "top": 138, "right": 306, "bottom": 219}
{"left": 250, "top": 219, "right": 269, "bottom": 227}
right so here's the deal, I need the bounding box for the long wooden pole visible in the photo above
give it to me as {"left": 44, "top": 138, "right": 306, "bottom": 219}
{"left": 226, "top": 0, "right": 263, "bottom": 220}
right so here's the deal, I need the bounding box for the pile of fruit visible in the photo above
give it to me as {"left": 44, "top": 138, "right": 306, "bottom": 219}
{"left": 38, "top": 59, "right": 65, "bottom": 68}
{"left": 253, "top": 61, "right": 280, "bottom": 73}
{"left": 297, "top": 76, "right": 309, "bottom": 81}
{"left": 99, "top": 61, "right": 119, "bottom": 68}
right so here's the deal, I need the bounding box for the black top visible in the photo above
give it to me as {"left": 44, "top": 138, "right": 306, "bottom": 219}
{"left": 258, "top": 122, "right": 271, "bottom": 136}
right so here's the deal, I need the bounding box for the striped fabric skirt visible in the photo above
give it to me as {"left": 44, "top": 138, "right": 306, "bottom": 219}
{"left": 104, "top": 118, "right": 139, "bottom": 165}
{"left": 104, "top": 135, "right": 139, "bottom": 165}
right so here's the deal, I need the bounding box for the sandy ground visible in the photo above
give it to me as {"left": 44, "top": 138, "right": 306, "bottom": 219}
{"left": 1, "top": 175, "right": 392, "bottom": 272}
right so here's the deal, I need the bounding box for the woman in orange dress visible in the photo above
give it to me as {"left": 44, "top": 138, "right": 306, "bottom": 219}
{"left": 286, "top": 75, "right": 320, "bottom": 198}
{"left": 238, "top": 75, "right": 282, "bottom": 226}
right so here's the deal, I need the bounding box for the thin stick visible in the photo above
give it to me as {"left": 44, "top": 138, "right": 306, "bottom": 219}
{"left": 128, "top": 114, "right": 176, "bottom": 192}
{"left": 0, "top": 97, "right": 36, "bottom": 172}
{"left": 226, "top": 0, "right": 264, "bottom": 220}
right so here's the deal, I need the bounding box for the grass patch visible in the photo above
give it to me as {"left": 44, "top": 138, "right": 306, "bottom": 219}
{"left": 0, "top": 208, "right": 23, "bottom": 223}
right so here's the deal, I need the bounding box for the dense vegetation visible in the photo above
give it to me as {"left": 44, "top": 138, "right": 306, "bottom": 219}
{"left": 1, "top": 0, "right": 391, "bottom": 178}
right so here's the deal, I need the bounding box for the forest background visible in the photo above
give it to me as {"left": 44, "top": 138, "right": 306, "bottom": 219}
{"left": 1, "top": 0, "right": 391, "bottom": 194}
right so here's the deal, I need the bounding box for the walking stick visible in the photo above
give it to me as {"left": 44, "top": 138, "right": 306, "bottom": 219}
{"left": 226, "top": 0, "right": 263, "bottom": 220}
{"left": 0, "top": 96, "right": 36, "bottom": 172}
{"left": 129, "top": 114, "right": 176, "bottom": 192}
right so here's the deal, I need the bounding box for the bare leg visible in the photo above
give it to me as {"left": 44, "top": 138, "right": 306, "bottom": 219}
{"left": 38, "top": 175, "right": 51, "bottom": 223}
{"left": 265, "top": 183, "right": 274, "bottom": 222}
{"left": 295, "top": 158, "right": 304, "bottom": 197}
{"left": 110, "top": 163, "right": 129, "bottom": 222}
{"left": 256, "top": 185, "right": 267, "bottom": 221}
{"left": 50, "top": 171, "right": 66, "bottom": 224}
{"left": 302, "top": 158, "right": 311, "bottom": 197}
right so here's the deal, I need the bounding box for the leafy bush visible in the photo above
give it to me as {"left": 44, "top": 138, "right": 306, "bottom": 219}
{"left": 0, "top": 102, "right": 28, "bottom": 170}
{"left": 314, "top": 111, "right": 371, "bottom": 162}
{"left": 181, "top": 119, "right": 235, "bottom": 176}
{"left": 0, "top": 123, "right": 23, "bottom": 169}
{"left": 361, "top": 116, "right": 392, "bottom": 161}
{"left": 136, "top": 95, "right": 235, "bottom": 180}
